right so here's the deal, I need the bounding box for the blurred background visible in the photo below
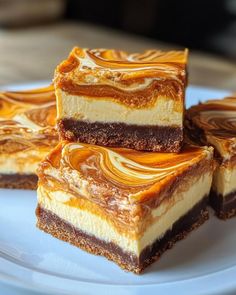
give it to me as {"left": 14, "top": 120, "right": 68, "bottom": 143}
{"left": 0, "top": 0, "right": 236, "bottom": 90}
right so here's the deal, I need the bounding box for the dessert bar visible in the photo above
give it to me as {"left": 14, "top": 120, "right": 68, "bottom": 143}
{"left": 54, "top": 47, "right": 188, "bottom": 152}
{"left": 36, "top": 142, "right": 213, "bottom": 273}
{"left": 185, "top": 96, "right": 236, "bottom": 219}
{"left": 0, "top": 86, "right": 57, "bottom": 189}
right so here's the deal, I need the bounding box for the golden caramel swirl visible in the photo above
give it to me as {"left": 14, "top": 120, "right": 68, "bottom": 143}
{"left": 38, "top": 142, "right": 213, "bottom": 229}
{"left": 38, "top": 141, "right": 213, "bottom": 226}
{"left": 0, "top": 85, "right": 58, "bottom": 154}
{"left": 188, "top": 97, "right": 236, "bottom": 138}
{"left": 54, "top": 47, "right": 188, "bottom": 108}
{"left": 61, "top": 143, "right": 206, "bottom": 187}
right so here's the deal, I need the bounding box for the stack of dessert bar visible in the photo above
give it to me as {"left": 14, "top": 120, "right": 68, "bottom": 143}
{"left": 1, "top": 47, "right": 235, "bottom": 273}
{"left": 36, "top": 47, "right": 215, "bottom": 273}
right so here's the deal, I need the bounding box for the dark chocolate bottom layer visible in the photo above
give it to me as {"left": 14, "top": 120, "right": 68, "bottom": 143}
{"left": 58, "top": 119, "right": 183, "bottom": 152}
{"left": 210, "top": 190, "right": 236, "bottom": 219}
{"left": 36, "top": 196, "right": 208, "bottom": 274}
{"left": 0, "top": 173, "right": 38, "bottom": 190}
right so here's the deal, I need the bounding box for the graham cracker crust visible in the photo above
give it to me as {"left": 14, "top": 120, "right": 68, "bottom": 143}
{"left": 58, "top": 119, "right": 183, "bottom": 152}
{"left": 210, "top": 190, "right": 236, "bottom": 219}
{"left": 0, "top": 173, "right": 38, "bottom": 190}
{"left": 36, "top": 196, "right": 208, "bottom": 274}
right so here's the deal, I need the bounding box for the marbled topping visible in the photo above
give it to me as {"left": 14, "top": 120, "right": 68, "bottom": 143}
{"left": 188, "top": 97, "right": 236, "bottom": 137}
{"left": 0, "top": 85, "right": 58, "bottom": 153}
{"left": 186, "top": 96, "right": 236, "bottom": 159}
{"left": 38, "top": 142, "right": 213, "bottom": 227}
{"left": 54, "top": 47, "right": 188, "bottom": 108}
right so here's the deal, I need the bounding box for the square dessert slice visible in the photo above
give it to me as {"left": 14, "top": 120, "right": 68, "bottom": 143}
{"left": 54, "top": 47, "right": 188, "bottom": 152}
{"left": 36, "top": 142, "right": 213, "bottom": 273}
{"left": 185, "top": 96, "right": 236, "bottom": 219}
{"left": 0, "top": 86, "right": 58, "bottom": 189}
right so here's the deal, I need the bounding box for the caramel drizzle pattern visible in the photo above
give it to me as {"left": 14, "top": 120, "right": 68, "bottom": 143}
{"left": 58, "top": 47, "right": 187, "bottom": 78}
{"left": 86, "top": 49, "right": 186, "bottom": 71}
{"left": 0, "top": 85, "right": 56, "bottom": 127}
{"left": 55, "top": 47, "right": 187, "bottom": 107}
{"left": 62, "top": 143, "right": 204, "bottom": 187}
{"left": 57, "top": 78, "right": 183, "bottom": 108}
{"left": 42, "top": 142, "right": 207, "bottom": 197}
{"left": 39, "top": 142, "right": 209, "bottom": 230}
{"left": 189, "top": 97, "right": 236, "bottom": 138}
{"left": 0, "top": 85, "right": 57, "bottom": 153}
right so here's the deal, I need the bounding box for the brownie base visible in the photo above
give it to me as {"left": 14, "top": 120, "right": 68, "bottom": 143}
{"left": 0, "top": 173, "right": 38, "bottom": 190}
{"left": 58, "top": 119, "right": 183, "bottom": 152}
{"left": 36, "top": 196, "right": 208, "bottom": 274}
{"left": 210, "top": 190, "right": 236, "bottom": 219}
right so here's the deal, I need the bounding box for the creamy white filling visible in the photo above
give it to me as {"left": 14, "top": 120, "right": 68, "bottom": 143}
{"left": 141, "top": 172, "right": 212, "bottom": 250}
{"left": 212, "top": 164, "right": 236, "bottom": 197}
{"left": 57, "top": 89, "right": 183, "bottom": 126}
{"left": 0, "top": 149, "right": 49, "bottom": 175}
{"left": 38, "top": 172, "right": 212, "bottom": 255}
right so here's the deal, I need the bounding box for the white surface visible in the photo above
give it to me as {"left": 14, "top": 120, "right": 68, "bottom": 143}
{"left": 0, "top": 82, "right": 235, "bottom": 295}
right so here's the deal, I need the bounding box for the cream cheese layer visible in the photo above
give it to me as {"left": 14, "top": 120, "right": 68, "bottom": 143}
{"left": 0, "top": 148, "right": 52, "bottom": 174}
{"left": 212, "top": 163, "right": 236, "bottom": 197}
{"left": 57, "top": 89, "right": 183, "bottom": 126}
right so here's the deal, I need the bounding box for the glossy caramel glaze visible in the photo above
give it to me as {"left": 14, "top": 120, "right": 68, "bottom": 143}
{"left": 0, "top": 85, "right": 58, "bottom": 154}
{"left": 186, "top": 96, "right": 236, "bottom": 159}
{"left": 54, "top": 47, "right": 188, "bottom": 108}
{"left": 38, "top": 142, "right": 213, "bottom": 229}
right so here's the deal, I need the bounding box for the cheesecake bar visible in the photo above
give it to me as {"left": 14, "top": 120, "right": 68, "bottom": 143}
{"left": 0, "top": 85, "right": 58, "bottom": 189}
{"left": 54, "top": 47, "right": 188, "bottom": 152}
{"left": 36, "top": 142, "right": 213, "bottom": 273}
{"left": 185, "top": 96, "right": 236, "bottom": 219}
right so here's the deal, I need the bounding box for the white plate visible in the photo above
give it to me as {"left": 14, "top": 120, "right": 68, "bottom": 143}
{"left": 0, "top": 82, "right": 235, "bottom": 295}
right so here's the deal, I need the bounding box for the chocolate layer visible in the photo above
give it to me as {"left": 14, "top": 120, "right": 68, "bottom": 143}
{"left": 210, "top": 190, "right": 236, "bottom": 219}
{"left": 36, "top": 196, "right": 208, "bottom": 274}
{"left": 58, "top": 119, "right": 183, "bottom": 152}
{"left": 0, "top": 173, "right": 38, "bottom": 190}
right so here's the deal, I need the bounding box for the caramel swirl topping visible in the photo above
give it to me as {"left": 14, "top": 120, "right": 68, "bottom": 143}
{"left": 61, "top": 143, "right": 205, "bottom": 188}
{"left": 188, "top": 97, "right": 236, "bottom": 138}
{"left": 38, "top": 142, "right": 212, "bottom": 225}
{"left": 54, "top": 47, "right": 188, "bottom": 108}
{"left": 0, "top": 85, "right": 58, "bottom": 153}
